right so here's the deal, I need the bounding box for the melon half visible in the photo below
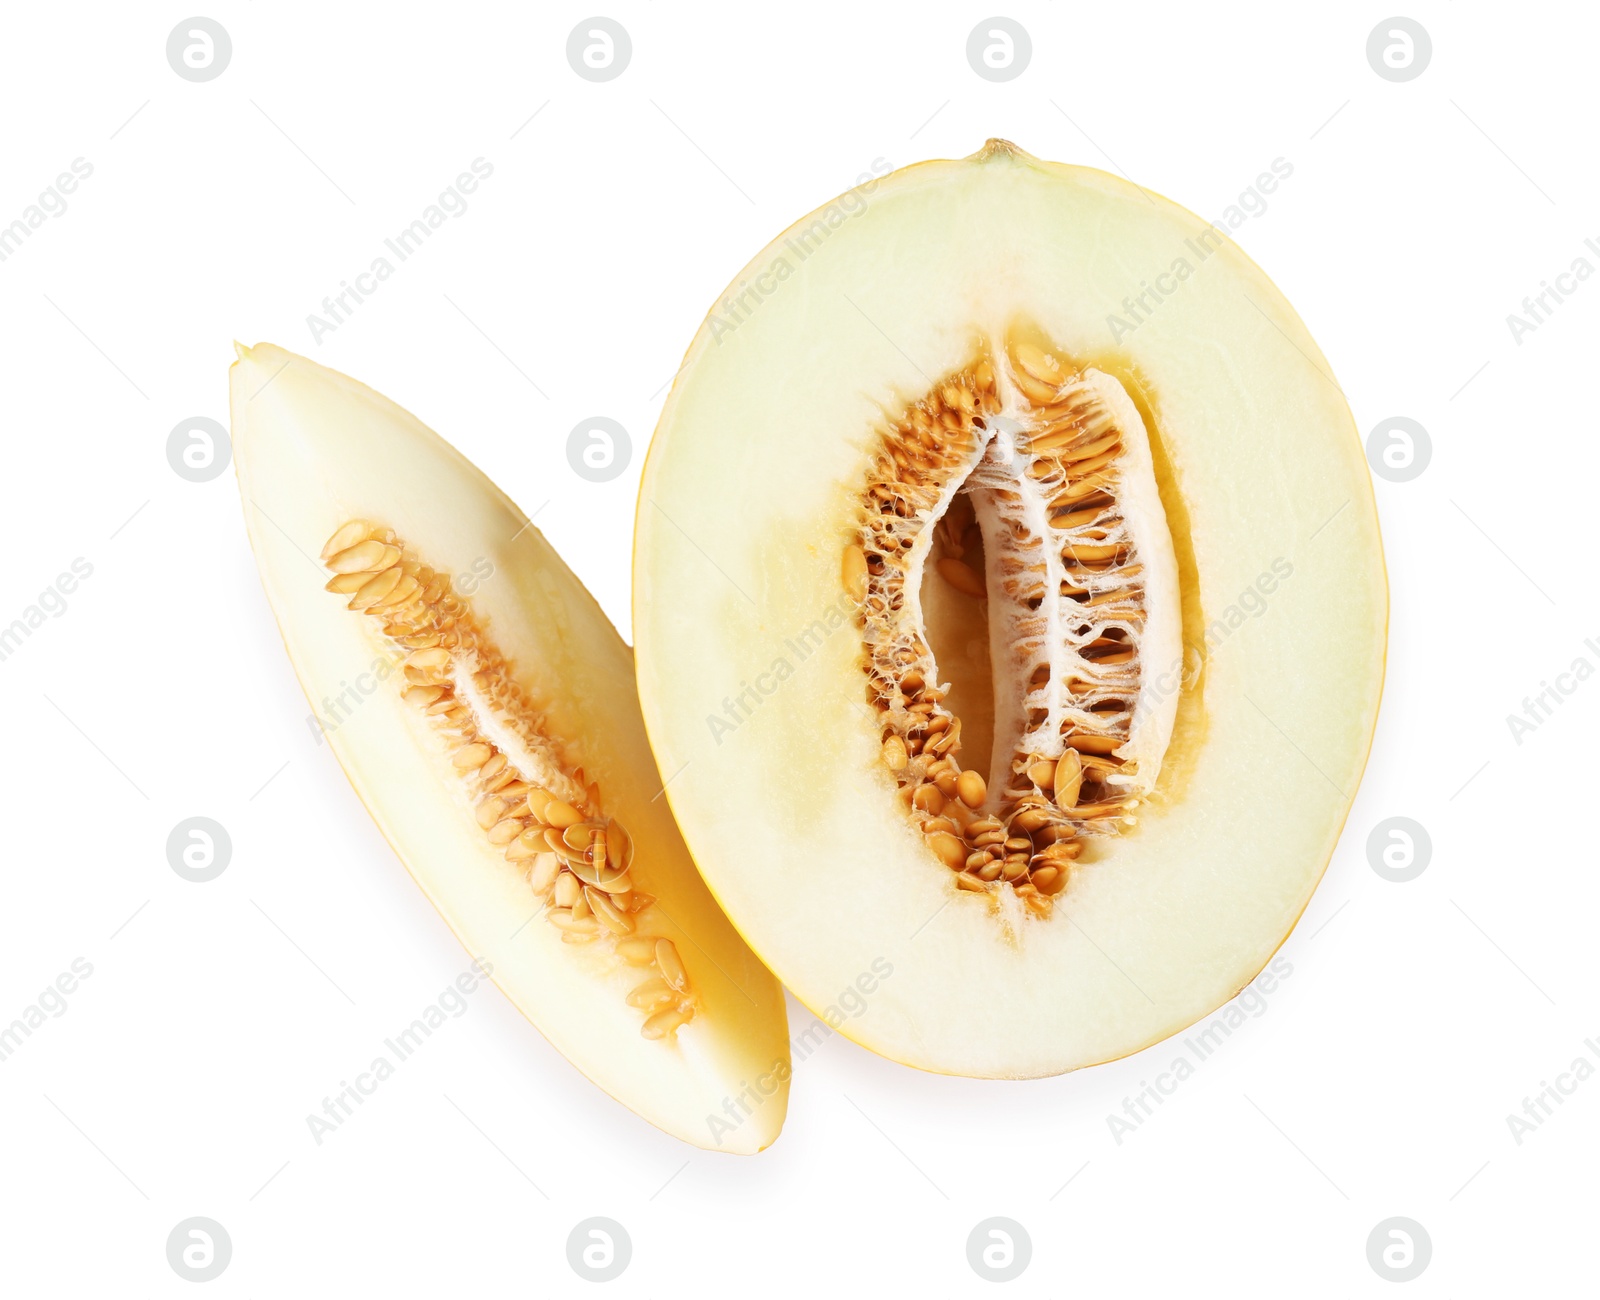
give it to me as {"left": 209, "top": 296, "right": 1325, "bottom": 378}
{"left": 633, "top": 141, "right": 1386, "bottom": 1078}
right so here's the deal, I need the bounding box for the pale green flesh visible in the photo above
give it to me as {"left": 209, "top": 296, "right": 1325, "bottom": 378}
{"left": 634, "top": 145, "right": 1386, "bottom": 1078}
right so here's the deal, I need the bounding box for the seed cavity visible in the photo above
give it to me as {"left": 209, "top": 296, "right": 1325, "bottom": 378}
{"left": 849, "top": 334, "right": 1183, "bottom": 918}
{"left": 321, "top": 520, "right": 696, "bottom": 1041}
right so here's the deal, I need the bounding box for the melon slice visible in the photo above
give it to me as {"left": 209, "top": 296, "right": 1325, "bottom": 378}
{"left": 633, "top": 141, "right": 1386, "bottom": 1078}
{"left": 232, "top": 343, "right": 789, "bottom": 1150}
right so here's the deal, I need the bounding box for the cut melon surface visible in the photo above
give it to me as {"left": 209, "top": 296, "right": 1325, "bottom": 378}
{"left": 634, "top": 142, "right": 1386, "bottom": 1079}
{"left": 232, "top": 343, "right": 789, "bottom": 1150}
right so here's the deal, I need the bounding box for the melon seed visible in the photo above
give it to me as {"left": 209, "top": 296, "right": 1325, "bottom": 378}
{"left": 586, "top": 887, "right": 633, "bottom": 935}
{"left": 528, "top": 854, "right": 561, "bottom": 895}
{"left": 641, "top": 1005, "right": 694, "bottom": 1040}
{"left": 882, "top": 735, "right": 909, "bottom": 772}
{"left": 325, "top": 571, "right": 370, "bottom": 594}
{"left": 842, "top": 544, "right": 868, "bottom": 603}
{"left": 1054, "top": 750, "right": 1083, "bottom": 811}
{"left": 544, "top": 799, "right": 584, "bottom": 829}
{"left": 549, "top": 911, "right": 599, "bottom": 936}
{"left": 627, "top": 977, "right": 674, "bottom": 1009}
{"left": 327, "top": 539, "right": 400, "bottom": 573}
{"left": 956, "top": 769, "right": 986, "bottom": 809}
{"left": 487, "top": 818, "right": 524, "bottom": 845}
{"left": 655, "top": 939, "right": 688, "bottom": 991}
{"left": 936, "top": 557, "right": 986, "bottom": 599}
{"left": 1013, "top": 341, "right": 1064, "bottom": 384}
{"left": 616, "top": 936, "right": 657, "bottom": 965}
{"left": 321, "top": 519, "right": 376, "bottom": 558}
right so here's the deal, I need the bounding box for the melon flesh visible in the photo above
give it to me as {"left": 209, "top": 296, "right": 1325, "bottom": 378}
{"left": 633, "top": 142, "right": 1386, "bottom": 1079}
{"left": 232, "top": 344, "right": 789, "bottom": 1148}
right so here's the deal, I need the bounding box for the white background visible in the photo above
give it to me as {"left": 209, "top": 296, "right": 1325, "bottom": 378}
{"left": 1, "top": 2, "right": 1595, "bottom": 1294}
